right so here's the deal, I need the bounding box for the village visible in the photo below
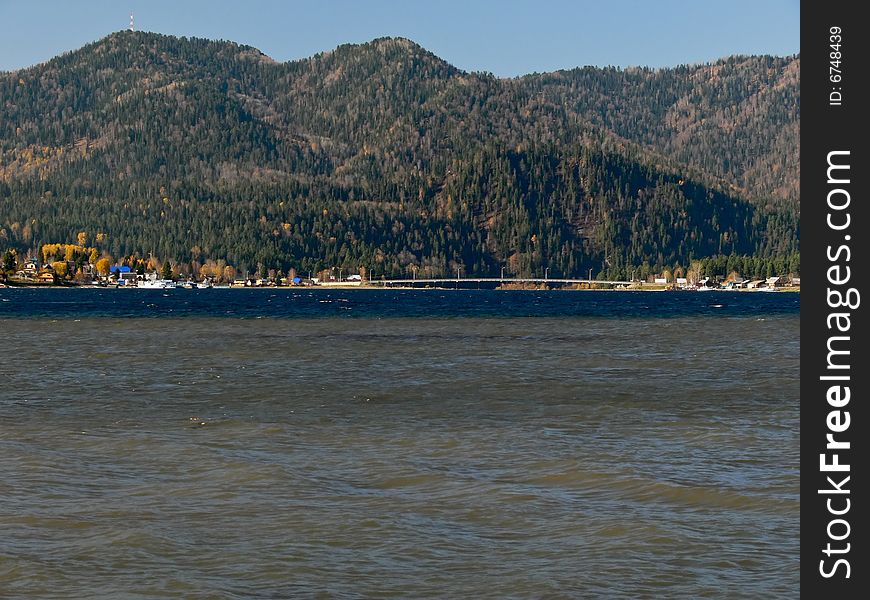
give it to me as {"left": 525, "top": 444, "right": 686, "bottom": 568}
{"left": 1, "top": 250, "right": 799, "bottom": 291}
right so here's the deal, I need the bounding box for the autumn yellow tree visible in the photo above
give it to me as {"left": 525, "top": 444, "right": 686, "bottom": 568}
{"left": 95, "top": 258, "right": 111, "bottom": 276}
{"left": 77, "top": 232, "right": 88, "bottom": 246}
{"left": 51, "top": 261, "right": 68, "bottom": 278}
{"left": 42, "top": 243, "right": 60, "bottom": 263}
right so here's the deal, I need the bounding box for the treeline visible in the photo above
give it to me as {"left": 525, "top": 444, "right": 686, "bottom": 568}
{"left": 1, "top": 242, "right": 797, "bottom": 284}
{"left": 0, "top": 32, "right": 800, "bottom": 278}
{"left": 0, "top": 141, "right": 799, "bottom": 279}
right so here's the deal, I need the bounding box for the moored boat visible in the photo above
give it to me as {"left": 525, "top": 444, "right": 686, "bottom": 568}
{"left": 138, "top": 279, "right": 177, "bottom": 289}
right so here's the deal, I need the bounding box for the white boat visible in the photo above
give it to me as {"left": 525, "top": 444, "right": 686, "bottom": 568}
{"left": 138, "top": 279, "right": 176, "bottom": 289}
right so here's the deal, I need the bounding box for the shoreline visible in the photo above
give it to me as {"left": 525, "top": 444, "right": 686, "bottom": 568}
{"left": 1, "top": 282, "right": 800, "bottom": 293}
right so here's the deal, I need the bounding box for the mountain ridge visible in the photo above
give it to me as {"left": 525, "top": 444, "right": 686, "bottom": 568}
{"left": 0, "top": 31, "right": 799, "bottom": 279}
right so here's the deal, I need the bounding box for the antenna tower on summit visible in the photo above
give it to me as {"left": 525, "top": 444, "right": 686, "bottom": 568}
{"left": 129, "top": 12, "right": 135, "bottom": 32}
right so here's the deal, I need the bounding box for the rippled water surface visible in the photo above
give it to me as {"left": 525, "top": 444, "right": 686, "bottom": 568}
{"left": 1, "top": 289, "right": 799, "bottom": 598}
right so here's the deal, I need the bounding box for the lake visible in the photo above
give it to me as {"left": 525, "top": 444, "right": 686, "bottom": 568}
{"left": 0, "top": 289, "right": 799, "bottom": 598}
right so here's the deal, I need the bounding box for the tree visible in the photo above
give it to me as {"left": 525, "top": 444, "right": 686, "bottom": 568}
{"left": 161, "top": 260, "right": 173, "bottom": 280}
{"left": 199, "top": 263, "right": 212, "bottom": 280}
{"left": 2, "top": 249, "right": 17, "bottom": 272}
{"left": 52, "top": 261, "right": 68, "bottom": 278}
{"left": 42, "top": 244, "right": 60, "bottom": 263}
{"left": 686, "top": 260, "right": 702, "bottom": 285}
{"left": 95, "top": 258, "right": 111, "bottom": 276}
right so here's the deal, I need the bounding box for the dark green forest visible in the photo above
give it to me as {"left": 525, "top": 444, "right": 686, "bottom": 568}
{"left": 0, "top": 32, "right": 799, "bottom": 279}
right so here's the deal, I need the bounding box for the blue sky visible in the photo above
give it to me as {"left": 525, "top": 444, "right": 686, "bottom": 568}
{"left": 0, "top": 0, "right": 799, "bottom": 75}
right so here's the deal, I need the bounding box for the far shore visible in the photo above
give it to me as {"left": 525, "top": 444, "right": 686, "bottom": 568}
{"left": 1, "top": 280, "right": 800, "bottom": 293}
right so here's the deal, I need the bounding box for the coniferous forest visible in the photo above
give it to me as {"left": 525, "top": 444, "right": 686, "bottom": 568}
{"left": 0, "top": 32, "right": 799, "bottom": 280}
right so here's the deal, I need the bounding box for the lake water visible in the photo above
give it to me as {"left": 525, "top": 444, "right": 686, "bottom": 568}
{"left": 1, "top": 289, "right": 799, "bottom": 598}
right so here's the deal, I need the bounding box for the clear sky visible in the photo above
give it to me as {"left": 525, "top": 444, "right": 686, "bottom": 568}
{"left": 0, "top": 0, "right": 799, "bottom": 76}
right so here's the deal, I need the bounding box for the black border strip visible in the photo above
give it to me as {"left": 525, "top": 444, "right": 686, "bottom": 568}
{"left": 802, "top": 2, "right": 867, "bottom": 595}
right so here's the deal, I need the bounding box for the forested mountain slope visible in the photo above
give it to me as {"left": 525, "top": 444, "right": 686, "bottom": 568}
{"left": 0, "top": 32, "right": 799, "bottom": 278}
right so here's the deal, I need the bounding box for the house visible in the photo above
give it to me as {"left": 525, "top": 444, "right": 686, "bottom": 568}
{"left": 766, "top": 276, "right": 788, "bottom": 288}
{"left": 654, "top": 277, "right": 668, "bottom": 285}
{"left": 110, "top": 265, "right": 132, "bottom": 280}
{"left": 38, "top": 271, "right": 57, "bottom": 283}
{"left": 791, "top": 277, "right": 800, "bottom": 287}
{"left": 23, "top": 259, "right": 39, "bottom": 274}
{"left": 118, "top": 272, "right": 138, "bottom": 285}
{"left": 746, "top": 279, "right": 765, "bottom": 289}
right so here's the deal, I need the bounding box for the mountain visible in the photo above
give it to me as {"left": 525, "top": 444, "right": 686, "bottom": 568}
{"left": 0, "top": 31, "right": 799, "bottom": 279}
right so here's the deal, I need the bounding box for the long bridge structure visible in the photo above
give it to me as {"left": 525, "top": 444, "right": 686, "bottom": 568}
{"left": 366, "top": 277, "right": 638, "bottom": 288}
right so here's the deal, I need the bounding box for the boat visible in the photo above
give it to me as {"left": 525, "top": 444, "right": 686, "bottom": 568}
{"left": 138, "top": 279, "right": 176, "bottom": 289}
